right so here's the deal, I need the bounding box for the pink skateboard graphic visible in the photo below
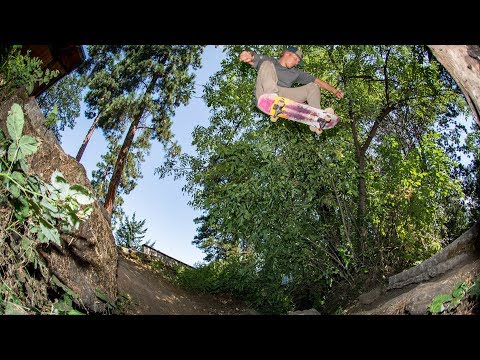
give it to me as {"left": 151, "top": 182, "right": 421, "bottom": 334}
{"left": 257, "top": 93, "right": 340, "bottom": 134}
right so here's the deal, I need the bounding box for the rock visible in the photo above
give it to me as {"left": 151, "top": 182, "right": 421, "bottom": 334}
{"left": 0, "top": 90, "right": 118, "bottom": 313}
{"left": 358, "top": 286, "right": 383, "bottom": 305}
{"left": 288, "top": 308, "right": 321, "bottom": 315}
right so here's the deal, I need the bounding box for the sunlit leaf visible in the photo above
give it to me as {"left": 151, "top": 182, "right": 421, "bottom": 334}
{"left": 428, "top": 294, "right": 452, "bottom": 314}
{"left": 50, "top": 170, "right": 69, "bottom": 196}
{"left": 67, "top": 309, "right": 85, "bottom": 315}
{"left": 69, "top": 184, "right": 94, "bottom": 205}
{"left": 7, "top": 103, "right": 24, "bottom": 142}
{"left": 17, "top": 135, "right": 38, "bottom": 158}
{"left": 7, "top": 143, "right": 19, "bottom": 162}
{"left": 40, "top": 197, "right": 59, "bottom": 214}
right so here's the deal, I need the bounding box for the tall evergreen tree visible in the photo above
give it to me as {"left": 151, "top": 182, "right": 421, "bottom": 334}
{"left": 77, "top": 45, "right": 204, "bottom": 218}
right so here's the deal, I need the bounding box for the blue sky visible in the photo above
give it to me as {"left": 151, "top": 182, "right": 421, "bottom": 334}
{"left": 59, "top": 45, "right": 227, "bottom": 266}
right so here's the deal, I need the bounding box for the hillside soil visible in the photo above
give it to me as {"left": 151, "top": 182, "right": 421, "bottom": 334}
{"left": 116, "top": 252, "right": 257, "bottom": 315}
{"left": 115, "top": 248, "right": 480, "bottom": 316}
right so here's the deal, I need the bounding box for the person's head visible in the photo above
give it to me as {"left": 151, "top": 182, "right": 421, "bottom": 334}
{"left": 279, "top": 46, "right": 304, "bottom": 68}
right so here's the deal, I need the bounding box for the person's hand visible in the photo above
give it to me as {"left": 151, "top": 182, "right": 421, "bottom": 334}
{"left": 239, "top": 51, "right": 254, "bottom": 65}
{"left": 334, "top": 89, "right": 344, "bottom": 100}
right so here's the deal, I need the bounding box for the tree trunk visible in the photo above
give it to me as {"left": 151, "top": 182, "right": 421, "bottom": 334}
{"left": 350, "top": 105, "right": 394, "bottom": 255}
{"left": 350, "top": 121, "right": 367, "bottom": 254}
{"left": 76, "top": 113, "right": 100, "bottom": 162}
{"left": 103, "top": 76, "right": 158, "bottom": 217}
{"left": 357, "top": 156, "right": 367, "bottom": 221}
{"left": 428, "top": 45, "right": 480, "bottom": 126}
{"left": 104, "top": 109, "right": 144, "bottom": 217}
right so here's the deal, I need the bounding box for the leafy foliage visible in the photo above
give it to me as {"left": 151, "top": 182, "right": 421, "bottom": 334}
{"left": 458, "top": 125, "right": 480, "bottom": 222}
{"left": 159, "top": 45, "right": 472, "bottom": 313}
{"left": 174, "top": 254, "right": 293, "bottom": 314}
{"left": 0, "top": 103, "right": 95, "bottom": 314}
{"left": 369, "top": 132, "right": 467, "bottom": 268}
{"left": 428, "top": 281, "right": 469, "bottom": 314}
{"left": 36, "top": 71, "right": 84, "bottom": 141}
{"left": 0, "top": 45, "right": 59, "bottom": 102}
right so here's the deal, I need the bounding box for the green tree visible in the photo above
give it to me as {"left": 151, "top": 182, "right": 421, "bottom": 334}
{"left": 324, "top": 45, "right": 467, "bottom": 253}
{"left": 74, "top": 45, "right": 123, "bottom": 162}
{"left": 77, "top": 45, "right": 204, "bottom": 219}
{"left": 36, "top": 71, "right": 84, "bottom": 141}
{"left": 460, "top": 124, "right": 480, "bottom": 222}
{"left": 159, "top": 45, "right": 470, "bottom": 312}
{"left": 115, "top": 212, "right": 151, "bottom": 250}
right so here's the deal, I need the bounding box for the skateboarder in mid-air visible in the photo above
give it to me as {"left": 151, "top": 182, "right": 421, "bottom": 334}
{"left": 239, "top": 46, "right": 344, "bottom": 111}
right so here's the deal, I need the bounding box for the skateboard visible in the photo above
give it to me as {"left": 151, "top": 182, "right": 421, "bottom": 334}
{"left": 257, "top": 93, "right": 340, "bottom": 134}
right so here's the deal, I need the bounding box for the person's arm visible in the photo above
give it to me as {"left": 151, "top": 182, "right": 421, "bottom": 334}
{"left": 314, "top": 78, "right": 344, "bottom": 100}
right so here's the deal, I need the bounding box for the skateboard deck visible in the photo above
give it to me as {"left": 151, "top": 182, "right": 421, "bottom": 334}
{"left": 257, "top": 93, "right": 340, "bottom": 134}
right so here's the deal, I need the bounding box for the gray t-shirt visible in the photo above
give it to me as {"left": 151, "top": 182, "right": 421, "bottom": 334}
{"left": 251, "top": 52, "right": 315, "bottom": 87}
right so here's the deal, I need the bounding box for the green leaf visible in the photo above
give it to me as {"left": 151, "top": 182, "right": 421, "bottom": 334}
{"left": 22, "top": 237, "right": 36, "bottom": 263}
{"left": 53, "top": 299, "right": 71, "bottom": 313}
{"left": 7, "top": 143, "right": 19, "bottom": 162}
{"left": 428, "top": 294, "right": 452, "bottom": 314}
{"left": 21, "top": 236, "right": 31, "bottom": 251}
{"left": 7, "top": 103, "right": 24, "bottom": 142}
{"left": 67, "top": 309, "right": 85, "bottom": 315}
{"left": 9, "top": 183, "right": 20, "bottom": 198}
{"left": 451, "top": 282, "right": 467, "bottom": 298}
{"left": 39, "top": 219, "right": 61, "bottom": 245}
{"left": 468, "top": 278, "right": 480, "bottom": 300}
{"left": 448, "top": 297, "right": 462, "bottom": 311}
{"left": 18, "top": 158, "right": 29, "bottom": 173}
{"left": 17, "top": 135, "right": 38, "bottom": 158}
{"left": 82, "top": 206, "right": 93, "bottom": 218}
{"left": 69, "top": 184, "right": 94, "bottom": 205}
{"left": 15, "top": 197, "right": 30, "bottom": 220}
{"left": 4, "top": 302, "right": 28, "bottom": 315}
{"left": 26, "top": 82, "right": 34, "bottom": 95}
{"left": 40, "top": 197, "right": 59, "bottom": 216}
{"left": 50, "top": 170, "right": 69, "bottom": 196}
{"left": 11, "top": 171, "right": 26, "bottom": 185}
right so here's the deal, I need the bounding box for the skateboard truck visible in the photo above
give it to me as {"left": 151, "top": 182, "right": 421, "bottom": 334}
{"left": 270, "top": 98, "right": 286, "bottom": 122}
{"left": 309, "top": 108, "right": 335, "bottom": 135}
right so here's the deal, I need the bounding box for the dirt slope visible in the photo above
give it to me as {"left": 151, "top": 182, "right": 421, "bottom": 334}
{"left": 116, "top": 252, "right": 256, "bottom": 315}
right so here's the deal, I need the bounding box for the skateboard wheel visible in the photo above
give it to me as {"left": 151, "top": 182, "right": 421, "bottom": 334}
{"left": 270, "top": 116, "right": 278, "bottom": 122}
{"left": 324, "top": 108, "right": 334, "bottom": 123}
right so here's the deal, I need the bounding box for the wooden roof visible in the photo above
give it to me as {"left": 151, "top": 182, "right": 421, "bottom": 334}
{"left": 21, "top": 44, "right": 86, "bottom": 97}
